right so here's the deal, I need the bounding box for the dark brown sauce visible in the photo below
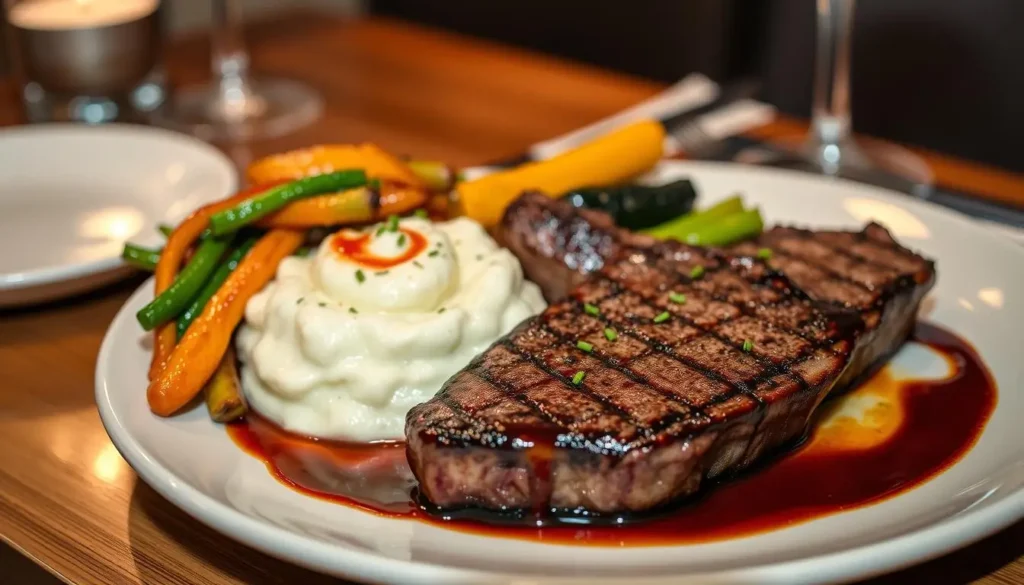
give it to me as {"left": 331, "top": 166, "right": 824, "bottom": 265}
{"left": 227, "top": 322, "right": 996, "bottom": 546}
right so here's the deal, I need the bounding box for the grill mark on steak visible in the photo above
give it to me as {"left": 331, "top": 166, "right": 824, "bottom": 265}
{"left": 768, "top": 249, "right": 882, "bottom": 292}
{"left": 410, "top": 240, "right": 858, "bottom": 452}
{"left": 471, "top": 365, "right": 576, "bottom": 429}
{"left": 587, "top": 253, "right": 839, "bottom": 375}
{"left": 406, "top": 192, "right": 935, "bottom": 516}
{"left": 822, "top": 228, "right": 931, "bottom": 275}
{"left": 772, "top": 225, "right": 927, "bottom": 276}
{"left": 534, "top": 319, "right": 703, "bottom": 411}
{"left": 626, "top": 267, "right": 822, "bottom": 370}
{"left": 734, "top": 226, "right": 932, "bottom": 306}
{"left": 767, "top": 233, "right": 902, "bottom": 285}
{"left": 544, "top": 267, "right": 808, "bottom": 413}
{"left": 530, "top": 311, "right": 752, "bottom": 442}
{"left": 555, "top": 295, "right": 752, "bottom": 405}
{"left": 616, "top": 250, "right": 852, "bottom": 354}
{"left": 499, "top": 335, "right": 650, "bottom": 428}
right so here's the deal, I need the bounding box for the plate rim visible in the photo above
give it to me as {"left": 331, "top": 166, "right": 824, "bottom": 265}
{"left": 96, "top": 160, "right": 1024, "bottom": 585}
{"left": 0, "top": 123, "right": 238, "bottom": 291}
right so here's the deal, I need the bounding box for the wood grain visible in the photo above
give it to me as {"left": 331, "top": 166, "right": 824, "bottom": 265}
{"left": 0, "top": 12, "right": 1020, "bottom": 585}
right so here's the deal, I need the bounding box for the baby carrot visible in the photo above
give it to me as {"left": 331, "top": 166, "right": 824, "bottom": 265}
{"left": 148, "top": 180, "right": 287, "bottom": 380}
{"left": 257, "top": 183, "right": 427, "bottom": 228}
{"left": 147, "top": 229, "right": 304, "bottom": 417}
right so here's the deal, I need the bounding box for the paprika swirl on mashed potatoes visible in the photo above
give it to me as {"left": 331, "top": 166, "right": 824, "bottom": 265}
{"left": 235, "top": 216, "right": 546, "bottom": 442}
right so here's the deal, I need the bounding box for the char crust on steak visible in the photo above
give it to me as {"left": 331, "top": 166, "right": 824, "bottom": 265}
{"left": 406, "top": 192, "right": 935, "bottom": 516}
{"left": 500, "top": 192, "right": 936, "bottom": 392}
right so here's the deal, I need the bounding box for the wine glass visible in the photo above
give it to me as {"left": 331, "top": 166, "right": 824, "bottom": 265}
{"left": 735, "top": 0, "right": 933, "bottom": 197}
{"left": 152, "top": 0, "right": 322, "bottom": 141}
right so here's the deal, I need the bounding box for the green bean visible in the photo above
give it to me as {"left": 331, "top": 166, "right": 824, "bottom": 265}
{"left": 641, "top": 194, "right": 744, "bottom": 239}
{"left": 122, "top": 243, "right": 161, "bottom": 272}
{"left": 407, "top": 160, "right": 456, "bottom": 192}
{"left": 208, "top": 170, "right": 368, "bottom": 236}
{"left": 135, "top": 236, "right": 233, "bottom": 331}
{"left": 176, "top": 238, "right": 258, "bottom": 339}
{"left": 672, "top": 209, "right": 765, "bottom": 247}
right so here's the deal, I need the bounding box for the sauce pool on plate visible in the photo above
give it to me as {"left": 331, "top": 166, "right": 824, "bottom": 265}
{"left": 227, "top": 322, "right": 996, "bottom": 546}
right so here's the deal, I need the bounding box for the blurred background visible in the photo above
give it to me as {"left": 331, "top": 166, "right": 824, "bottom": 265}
{"left": 1, "top": 0, "right": 1021, "bottom": 172}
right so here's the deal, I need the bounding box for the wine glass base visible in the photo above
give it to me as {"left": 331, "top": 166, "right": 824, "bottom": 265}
{"left": 152, "top": 77, "right": 323, "bottom": 142}
{"left": 734, "top": 135, "right": 934, "bottom": 198}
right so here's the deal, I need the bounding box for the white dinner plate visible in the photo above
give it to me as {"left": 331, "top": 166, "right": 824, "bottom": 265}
{"left": 96, "top": 161, "right": 1024, "bottom": 585}
{"left": 0, "top": 124, "right": 236, "bottom": 307}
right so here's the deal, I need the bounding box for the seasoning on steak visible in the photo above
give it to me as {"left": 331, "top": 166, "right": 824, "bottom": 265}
{"left": 499, "top": 192, "right": 936, "bottom": 392}
{"left": 407, "top": 233, "right": 859, "bottom": 515}
{"left": 405, "top": 192, "right": 935, "bottom": 517}
{"left": 731, "top": 225, "right": 934, "bottom": 391}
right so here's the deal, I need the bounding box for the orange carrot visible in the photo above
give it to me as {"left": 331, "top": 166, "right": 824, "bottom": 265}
{"left": 246, "top": 144, "right": 425, "bottom": 189}
{"left": 147, "top": 229, "right": 304, "bottom": 416}
{"left": 148, "top": 180, "right": 287, "bottom": 380}
{"left": 257, "top": 183, "right": 428, "bottom": 228}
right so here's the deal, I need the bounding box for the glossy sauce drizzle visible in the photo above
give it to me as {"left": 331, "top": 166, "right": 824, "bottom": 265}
{"left": 228, "top": 322, "right": 996, "bottom": 546}
{"left": 330, "top": 227, "right": 429, "bottom": 270}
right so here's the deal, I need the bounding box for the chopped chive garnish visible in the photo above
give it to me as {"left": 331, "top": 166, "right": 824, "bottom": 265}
{"left": 438, "top": 307, "right": 446, "bottom": 314}
{"left": 397, "top": 233, "right": 407, "bottom": 247}
{"left": 669, "top": 291, "right": 687, "bottom": 304}
{"left": 318, "top": 302, "right": 326, "bottom": 307}
{"left": 576, "top": 340, "right": 594, "bottom": 352}
{"left": 296, "top": 297, "right": 304, "bottom": 305}
{"left": 653, "top": 311, "right": 671, "bottom": 323}
{"left": 375, "top": 226, "right": 386, "bottom": 237}
{"left": 428, "top": 250, "right": 440, "bottom": 257}
{"left": 571, "top": 371, "right": 586, "bottom": 385}
{"left": 583, "top": 303, "right": 600, "bottom": 316}
{"left": 742, "top": 339, "right": 754, "bottom": 352}
{"left": 355, "top": 269, "right": 366, "bottom": 283}
{"left": 476, "top": 254, "right": 484, "bottom": 261}
{"left": 690, "top": 265, "right": 705, "bottom": 279}
{"left": 604, "top": 328, "right": 618, "bottom": 341}
{"left": 376, "top": 270, "right": 389, "bottom": 276}
{"left": 756, "top": 248, "right": 773, "bottom": 260}
{"left": 413, "top": 260, "right": 424, "bottom": 269}
{"left": 414, "top": 209, "right": 429, "bottom": 218}
{"left": 349, "top": 307, "right": 358, "bottom": 314}
{"left": 385, "top": 215, "right": 400, "bottom": 232}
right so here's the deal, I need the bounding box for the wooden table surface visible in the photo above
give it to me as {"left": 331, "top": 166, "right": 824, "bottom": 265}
{"left": 1, "top": 13, "right": 1021, "bottom": 585}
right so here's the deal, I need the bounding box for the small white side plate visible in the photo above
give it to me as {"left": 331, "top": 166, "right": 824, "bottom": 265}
{"left": 97, "top": 162, "right": 1024, "bottom": 584}
{"left": 0, "top": 124, "right": 236, "bottom": 307}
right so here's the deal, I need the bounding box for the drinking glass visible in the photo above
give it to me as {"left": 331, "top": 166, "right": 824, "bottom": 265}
{"left": 735, "top": 0, "right": 933, "bottom": 196}
{"left": 153, "top": 0, "right": 322, "bottom": 141}
{"left": 3, "top": 0, "right": 166, "bottom": 123}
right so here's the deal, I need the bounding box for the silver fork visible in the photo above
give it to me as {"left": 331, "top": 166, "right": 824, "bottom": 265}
{"left": 668, "top": 120, "right": 725, "bottom": 159}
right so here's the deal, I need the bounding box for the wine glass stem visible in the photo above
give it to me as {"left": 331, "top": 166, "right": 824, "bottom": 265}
{"left": 210, "top": 0, "right": 255, "bottom": 120}
{"left": 811, "top": 0, "right": 855, "bottom": 152}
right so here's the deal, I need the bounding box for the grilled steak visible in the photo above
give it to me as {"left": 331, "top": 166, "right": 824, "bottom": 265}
{"left": 406, "top": 193, "right": 934, "bottom": 516}
{"left": 731, "top": 225, "right": 934, "bottom": 391}
{"left": 500, "top": 192, "right": 936, "bottom": 392}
